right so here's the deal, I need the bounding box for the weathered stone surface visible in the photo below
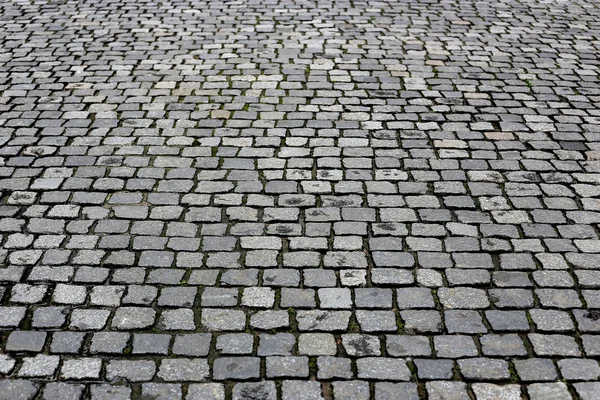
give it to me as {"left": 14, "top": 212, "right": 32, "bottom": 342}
{"left": 0, "top": 0, "right": 598, "bottom": 394}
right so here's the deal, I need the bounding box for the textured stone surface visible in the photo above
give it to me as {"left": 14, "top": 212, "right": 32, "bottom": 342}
{"left": 0, "top": 0, "right": 599, "bottom": 397}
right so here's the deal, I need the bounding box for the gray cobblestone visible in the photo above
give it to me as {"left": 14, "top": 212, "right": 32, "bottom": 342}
{"left": 0, "top": 0, "right": 599, "bottom": 395}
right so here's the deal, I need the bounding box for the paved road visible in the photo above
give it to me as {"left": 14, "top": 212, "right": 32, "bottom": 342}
{"left": 1, "top": 0, "right": 599, "bottom": 398}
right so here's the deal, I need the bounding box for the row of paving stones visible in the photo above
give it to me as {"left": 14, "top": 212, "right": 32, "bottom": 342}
{"left": 3, "top": 248, "right": 600, "bottom": 270}
{"left": 2, "top": 258, "right": 599, "bottom": 286}
{"left": 2, "top": 191, "right": 600, "bottom": 217}
{"left": 3, "top": 215, "right": 599, "bottom": 248}
{"left": 1, "top": 334, "right": 600, "bottom": 379}
{"left": 2, "top": 252, "right": 599, "bottom": 283}
{"left": 1, "top": 380, "right": 597, "bottom": 400}
{"left": 2, "top": 171, "right": 600, "bottom": 193}
{"left": 2, "top": 329, "right": 599, "bottom": 357}
{"left": 2, "top": 304, "right": 600, "bottom": 334}
{"left": 6, "top": 353, "right": 596, "bottom": 382}
{"left": 2, "top": 280, "right": 600, "bottom": 306}
{"left": 3, "top": 263, "right": 598, "bottom": 286}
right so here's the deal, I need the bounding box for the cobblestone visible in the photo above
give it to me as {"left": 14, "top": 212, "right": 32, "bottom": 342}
{"left": 0, "top": 0, "right": 599, "bottom": 397}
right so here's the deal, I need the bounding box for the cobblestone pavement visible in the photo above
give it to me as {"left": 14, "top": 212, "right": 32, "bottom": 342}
{"left": 0, "top": 0, "right": 599, "bottom": 398}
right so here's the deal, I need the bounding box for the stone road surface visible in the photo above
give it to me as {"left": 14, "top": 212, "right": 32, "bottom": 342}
{"left": 1, "top": 0, "right": 600, "bottom": 398}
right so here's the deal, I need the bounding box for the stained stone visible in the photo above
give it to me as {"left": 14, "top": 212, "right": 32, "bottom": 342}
{"left": 213, "top": 357, "right": 260, "bottom": 380}
{"left": 296, "top": 311, "right": 351, "bottom": 331}
{"left": 232, "top": 382, "right": 277, "bottom": 400}
{"left": 106, "top": 360, "right": 156, "bottom": 382}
